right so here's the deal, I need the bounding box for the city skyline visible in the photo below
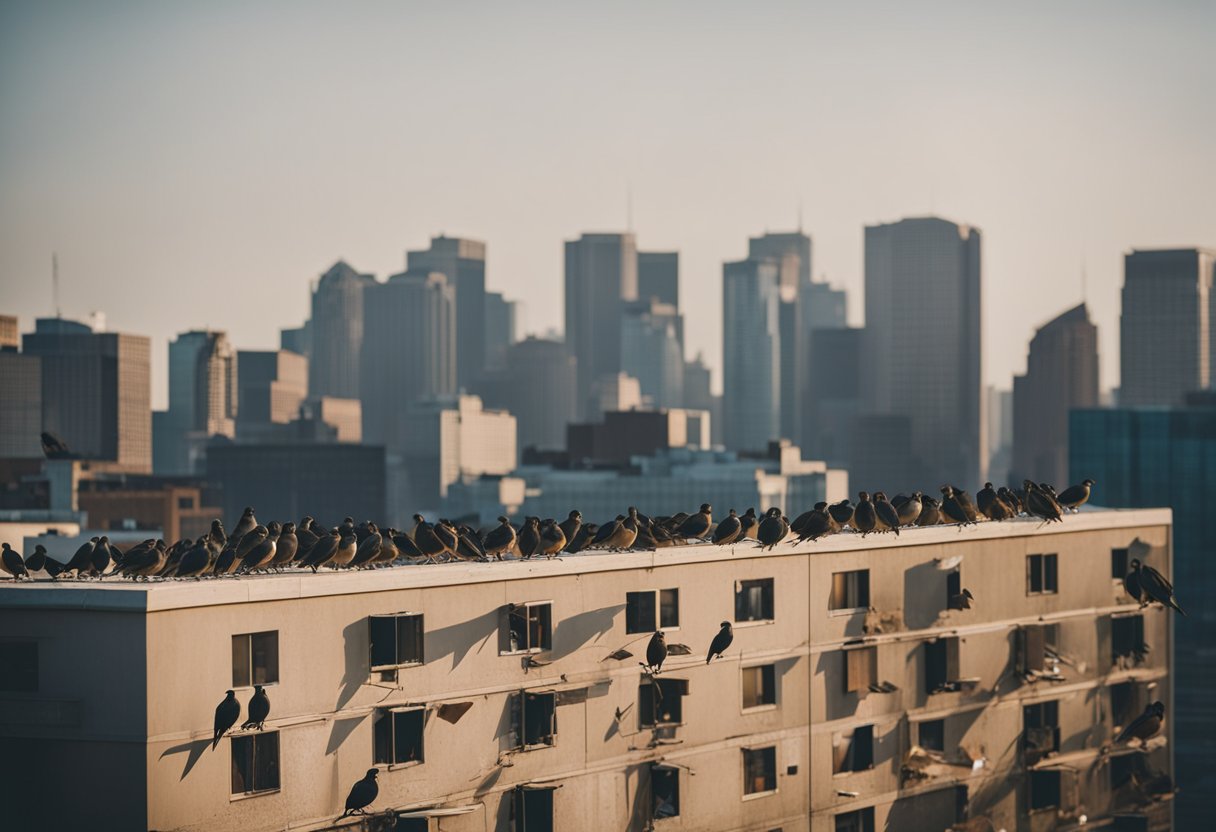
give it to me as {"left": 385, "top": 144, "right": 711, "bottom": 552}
{"left": 3, "top": 2, "right": 1215, "bottom": 408}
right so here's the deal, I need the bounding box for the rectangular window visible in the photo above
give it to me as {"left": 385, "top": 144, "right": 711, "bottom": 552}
{"left": 502, "top": 603, "right": 552, "bottom": 654}
{"left": 369, "top": 614, "right": 424, "bottom": 669}
{"left": 924, "top": 637, "right": 960, "bottom": 694}
{"left": 0, "top": 642, "right": 38, "bottom": 692}
{"left": 1016, "top": 625, "right": 1047, "bottom": 676}
{"left": 843, "top": 645, "right": 877, "bottom": 694}
{"left": 1111, "top": 547, "right": 1129, "bottom": 580}
{"left": 735, "top": 579, "right": 774, "bottom": 622}
{"left": 743, "top": 746, "right": 777, "bottom": 795}
{"left": 659, "top": 589, "right": 680, "bottom": 628}
{"left": 625, "top": 589, "right": 679, "bottom": 633}
{"left": 918, "top": 719, "right": 945, "bottom": 752}
{"left": 639, "top": 678, "right": 689, "bottom": 727}
{"left": 742, "top": 664, "right": 777, "bottom": 709}
{"left": 833, "top": 724, "right": 874, "bottom": 773}
{"left": 230, "top": 732, "right": 280, "bottom": 795}
{"left": 835, "top": 807, "right": 876, "bottom": 832}
{"left": 651, "top": 764, "right": 680, "bottom": 819}
{"left": 1029, "top": 769, "right": 1061, "bottom": 810}
{"left": 1111, "top": 614, "right": 1146, "bottom": 665}
{"left": 232, "top": 631, "right": 278, "bottom": 687}
{"left": 373, "top": 707, "right": 424, "bottom": 765}
{"left": 830, "top": 570, "right": 870, "bottom": 610}
{"left": 511, "top": 691, "right": 556, "bottom": 749}
{"left": 1023, "top": 700, "right": 1060, "bottom": 763}
{"left": 513, "top": 785, "right": 556, "bottom": 832}
{"left": 946, "top": 567, "right": 962, "bottom": 608}
{"left": 1026, "top": 554, "right": 1059, "bottom": 595}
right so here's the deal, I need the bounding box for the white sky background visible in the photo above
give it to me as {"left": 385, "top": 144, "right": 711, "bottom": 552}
{"left": 1, "top": 0, "right": 1213, "bottom": 408}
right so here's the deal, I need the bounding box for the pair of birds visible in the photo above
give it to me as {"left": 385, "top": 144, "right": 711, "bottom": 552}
{"left": 711, "top": 508, "right": 789, "bottom": 550}
{"left": 641, "top": 621, "right": 734, "bottom": 674}
{"left": 1123, "top": 558, "right": 1185, "bottom": 615}
{"left": 212, "top": 686, "right": 271, "bottom": 749}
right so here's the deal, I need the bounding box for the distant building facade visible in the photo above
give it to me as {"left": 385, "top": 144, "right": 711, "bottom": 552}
{"left": 154, "top": 330, "right": 238, "bottom": 476}
{"left": 722, "top": 258, "right": 781, "bottom": 452}
{"left": 236, "top": 349, "right": 308, "bottom": 434}
{"left": 0, "top": 346, "right": 42, "bottom": 458}
{"left": 478, "top": 337, "right": 577, "bottom": 456}
{"left": 637, "top": 250, "right": 679, "bottom": 309}
{"left": 483, "top": 291, "right": 516, "bottom": 371}
{"left": 566, "top": 408, "right": 710, "bottom": 466}
{"left": 803, "top": 327, "right": 862, "bottom": 469}
{"left": 406, "top": 235, "right": 486, "bottom": 390}
{"left": 308, "top": 261, "right": 374, "bottom": 400}
{"left": 564, "top": 233, "right": 638, "bottom": 416}
{"left": 621, "top": 299, "right": 684, "bottom": 410}
{"left": 682, "top": 354, "right": 723, "bottom": 447}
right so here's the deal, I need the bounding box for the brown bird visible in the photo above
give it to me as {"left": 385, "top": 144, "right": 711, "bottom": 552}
{"left": 676, "top": 504, "right": 713, "bottom": 541}
{"left": 712, "top": 509, "right": 742, "bottom": 546}
{"left": 1056, "top": 479, "right": 1094, "bottom": 512}
{"left": 483, "top": 516, "right": 517, "bottom": 560}
{"left": 537, "top": 519, "right": 567, "bottom": 558}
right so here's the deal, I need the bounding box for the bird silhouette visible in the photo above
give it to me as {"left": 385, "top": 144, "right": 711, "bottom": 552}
{"left": 1116, "top": 701, "right": 1165, "bottom": 744}
{"left": 1, "top": 543, "right": 29, "bottom": 580}
{"left": 756, "top": 507, "right": 789, "bottom": 549}
{"left": 213, "top": 690, "right": 240, "bottom": 749}
{"left": 706, "top": 621, "right": 734, "bottom": 663}
{"left": 712, "top": 510, "right": 742, "bottom": 546}
{"left": 1056, "top": 478, "right": 1094, "bottom": 512}
{"left": 242, "top": 685, "right": 271, "bottom": 730}
{"left": 1126, "top": 558, "right": 1185, "bottom": 615}
{"left": 645, "top": 631, "right": 667, "bottom": 673}
{"left": 341, "top": 768, "right": 379, "bottom": 816}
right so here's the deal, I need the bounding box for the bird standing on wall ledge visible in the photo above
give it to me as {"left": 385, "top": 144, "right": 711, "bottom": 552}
{"left": 645, "top": 631, "right": 667, "bottom": 674}
{"left": 1116, "top": 701, "right": 1165, "bottom": 744}
{"left": 676, "top": 504, "right": 713, "bottom": 541}
{"left": 229, "top": 507, "right": 258, "bottom": 545}
{"left": 873, "top": 492, "right": 900, "bottom": 536}
{"left": 852, "top": 492, "right": 877, "bottom": 536}
{"left": 737, "top": 507, "right": 759, "bottom": 540}
{"left": 713, "top": 510, "right": 742, "bottom": 546}
{"left": 1056, "top": 479, "right": 1094, "bottom": 512}
{"left": 2, "top": 543, "right": 29, "bottom": 580}
{"left": 757, "top": 507, "right": 789, "bottom": 549}
{"left": 341, "top": 769, "right": 379, "bottom": 817}
{"left": 1125, "top": 558, "right": 1185, "bottom": 615}
{"left": 213, "top": 691, "right": 240, "bottom": 750}
{"left": 483, "top": 516, "right": 517, "bottom": 561}
{"left": 706, "top": 621, "right": 734, "bottom": 663}
{"left": 242, "top": 686, "right": 271, "bottom": 730}
{"left": 558, "top": 510, "right": 582, "bottom": 549}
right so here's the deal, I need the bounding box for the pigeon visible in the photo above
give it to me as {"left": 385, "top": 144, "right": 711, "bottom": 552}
{"left": 1, "top": 543, "right": 29, "bottom": 579}
{"left": 1126, "top": 558, "right": 1185, "bottom": 615}
{"left": 676, "top": 504, "right": 713, "bottom": 540}
{"left": 341, "top": 768, "right": 379, "bottom": 816}
{"left": 242, "top": 685, "right": 271, "bottom": 730}
{"left": 872, "top": 492, "right": 900, "bottom": 536}
{"left": 645, "top": 631, "right": 667, "bottom": 673}
{"left": 1056, "top": 479, "right": 1094, "bottom": 512}
{"left": 895, "top": 492, "right": 923, "bottom": 526}
{"left": 557, "top": 510, "right": 583, "bottom": 548}
{"left": 737, "top": 508, "right": 759, "bottom": 540}
{"left": 852, "top": 492, "right": 877, "bottom": 535}
{"left": 756, "top": 507, "right": 789, "bottom": 549}
{"left": 63, "top": 538, "right": 98, "bottom": 577}
{"left": 706, "top": 621, "right": 734, "bottom": 663}
{"left": 828, "top": 500, "right": 854, "bottom": 528}
{"left": 24, "top": 544, "right": 48, "bottom": 573}
{"left": 213, "top": 690, "right": 240, "bottom": 749}
{"left": 483, "top": 516, "right": 517, "bottom": 560}
{"left": 792, "top": 503, "right": 835, "bottom": 544}
{"left": 1116, "top": 701, "right": 1165, "bottom": 744}
{"left": 712, "top": 510, "right": 742, "bottom": 546}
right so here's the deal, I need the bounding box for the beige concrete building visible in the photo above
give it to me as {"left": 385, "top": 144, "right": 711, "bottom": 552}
{"left": 0, "top": 509, "right": 1174, "bottom": 832}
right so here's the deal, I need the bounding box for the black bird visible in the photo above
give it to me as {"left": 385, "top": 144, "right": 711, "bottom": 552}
{"left": 997, "top": 486, "right": 1022, "bottom": 515}
{"left": 712, "top": 509, "right": 742, "bottom": 546}
{"left": 24, "top": 544, "right": 48, "bottom": 573}
{"left": 412, "top": 516, "right": 450, "bottom": 563}
{"left": 207, "top": 519, "right": 227, "bottom": 552}
{"left": 950, "top": 486, "right": 981, "bottom": 522}
{"left": 302, "top": 529, "right": 340, "bottom": 572}
{"left": 1116, "top": 701, "right": 1165, "bottom": 744}
{"left": 230, "top": 507, "right": 258, "bottom": 545}
{"left": 330, "top": 529, "right": 359, "bottom": 568}
{"left": 341, "top": 768, "right": 379, "bottom": 817}
{"left": 390, "top": 529, "right": 424, "bottom": 560}
{"left": 896, "top": 492, "right": 923, "bottom": 526}
{"left": 558, "top": 510, "right": 583, "bottom": 548}
{"left": 242, "top": 685, "right": 271, "bottom": 730}
{"left": 1024, "top": 480, "right": 1063, "bottom": 524}
{"left": 789, "top": 507, "right": 816, "bottom": 535}
{"left": 518, "top": 517, "right": 542, "bottom": 559}
{"left": 41, "top": 553, "right": 68, "bottom": 579}
{"left": 233, "top": 525, "right": 270, "bottom": 564}
{"left": 372, "top": 529, "right": 402, "bottom": 565}
{"left": 939, "top": 486, "right": 975, "bottom": 528}
{"left": 176, "top": 539, "right": 213, "bottom": 579}
{"left": 239, "top": 523, "right": 280, "bottom": 573}
{"left": 645, "top": 631, "right": 667, "bottom": 673}
{"left": 271, "top": 522, "right": 298, "bottom": 569}
{"left": 433, "top": 521, "right": 461, "bottom": 559}
{"left": 91, "top": 535, "right": 115, "bottom": 576}
{"left": 981, "top": 487, "right": 1014, "bottom": 521}
{"left": 873, "top": 492, "right": 900, "bottom": 536}
{"left": 565, "top": 523, "right": 598, "bottom": 553}
{"left": 948, "top": 588, "right": 974, "bottom": 610}
{"left": 64, "top": 536, "right": 98, "bottom": 577}
{"left": 40, "top": 430, "right": 73, "bottom": 459}
{"left": 706, "top": 621, "right": 734, "bottom": 663}
{"left": 916, "top": 496, "right": 942, "bottom": 526}
{"left": 483, "top": 516, "right": 517, "bottom": 560}
{"left": 676, "top": 504, "right": 713, "bottom": 541}
{"left": 631, "top": 521, "right": 659, "bottom": 551}
{"left": 737, "top": 507, "right": 759, "bottom": 540}
{"left": 349, "top": 524, "right": 383, "bottom": 568}
{"left": 294, "top": 518, "right": 319, "bottom": 559}
{"left": 1, "top": 543, "right": 29, "bottom": 580}
{"left": 828, "top": 500, "right": 854, "bottom": 528}
{"left": 650, "top": 522, "right": 678, "bottom": 548}
{"left": 756, "top": 507, "right": 789, "bottom": 549}
{"left": 792, "top": 503, "right": 835, "bottom": 544}
{"left": 213, "top": 690, "right": 240, "bottom": 749}
{"left": 1126, "top": 558, "right": 1185, "bottom": 614}
{"left": 852, "top": 492, "right": 877, "bottom": 536}
{"left": 976, "top": 482, "right": 998, "bottom": 517}
{"left": 1056, "top": 479, "right": 1094, "bottom": 512}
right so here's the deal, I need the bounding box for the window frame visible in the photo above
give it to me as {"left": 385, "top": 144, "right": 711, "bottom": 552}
{"left": 832, "top": 724, "right": 874, "bottom": 774}
{"left": 0, "top": 641, "right": 38, "bottom": 693}
{"left": 501, "top": 601, "right": 553, "bottom": 655}
{"left": 373, "top": 705, "right": 426, "bottom": 768}
{"left": 1111, "top": 612, "right": 1146, "bottom": 666}
{"left": 512, "top": 784, "right": 556, "bottom": 832}
{"left": 843, "top": 644, "right": 877, "bottom": 694}
{"left": 734, "top": 578, "right": 775, "bottom": 624}
{"left": 829, "top": 570, "right": 870, "bottom": 613}
{"left": 834, "top": 807, "right": 876, "bottom": 832}
{"left": 917, "top": 718, "right": 945, "bottom": 752}
{"left": 511, "top": 690, "right": 557, "bottom": 750}
{"left": 741, "top": 663, "right": 778, "bottom": 711}
{"left": 742, "top": 745, "right": 778, "bottom": 798}
{"left": 625, "top": 588, "right": 680, "bottom": 634}
{"left": 639, "top": 678, "right": 690, "bottom": 728}
{"left": 651, "top": 764, "right": 681, "bottom": 820}
{"left": 231, "top": 631, "right": 279, "bottom": 689}
{"left": 924, "top": 637, "right": 961, "bottom": 694}
{"left": 230, "top": 730, "right": 280, "bottom": 798}
{"left": 1026, "top": 553, "right": 1059, "bottom": 595}
{"left": 1028, "top": 768, "right": 1062, "bottom": 811}
{"left": 369, "top": 612, "right": 425, "bottom": 672}
{"left": 1023, "top": 700, "right": 1061, "bottom": 764}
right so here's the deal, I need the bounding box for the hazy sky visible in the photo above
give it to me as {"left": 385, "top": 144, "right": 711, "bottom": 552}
{"left": 2, "top": 1, "right": 1213, "bottom": 408}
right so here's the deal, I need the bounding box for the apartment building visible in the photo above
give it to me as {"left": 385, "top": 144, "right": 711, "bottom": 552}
{"left": 0, "top": 509, "right": 1173, "bottom": 832}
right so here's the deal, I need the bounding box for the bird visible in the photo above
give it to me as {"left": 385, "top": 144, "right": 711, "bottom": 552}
{"left": 341, "top": 768, "right": 379, "bottom": 816}
{"left": 1, "top": 543, "right": 29, "bottom": 580}
{"left": 517, "top": 517, "right": 542, "bottom": 559}
{"left": 390, "top": 529, "right": 423, "bottom": 561}
{"left": 706, "top": 621, "right": 734, "bottom": 663}
{"left": 213, "top": 690, "right": 240, "bottom": 749}
{"left": 558, "top": 510, "right": 583, "bottom": 548}
{"left": 896, "top": 492, "right": 923, "bottom": 526}
{"left": 976, "top": 483, "right": 998, "bottom": 517}
{"left": 176, "top": 539, "right": 213, "bottom": 578}
{"left": 997, "top": 487, "right": 1023, "bottom": 515}
{"left": 645, "top": 631, "right": 667, "bottom": 673}
{"left": 1024, "top": 481, "right": 1063, "bottom": 524}
{"left": 1056, "top": 479, "right": 1094, "bottom": 512}
{"left": 737, "top": 507, "right": 759, "bottom": 540}
{"left": 206, "top": 519, "right": 227, "bottom": 552}
{"left": 294, "top": 518, "right": 319, "bottom": 559}
{"left": 349, "top": 524, "right": 383, "bottom": 568}
{"left": 128, "top": 540, "right": 169, "bottom": 580}
{"left": 949, "top": 588, "right": 974, "bottom": 610}
{"left": 593, "top": 515, "right": 635, "bottom": 550}
{"left": 63, "top": 537, "right": 97, "bottom": 578}
{"left": 271, "top": 522, "right": 298, "bottom": 569}
{"left": 330, "top": 529, "right": 359, "bottom": 568}
{"left": 565, "top": 523, "right": 598, "bottom": 553}
{"left": 712, "top": 510, "right": 742, "bottom": 546}
{"left": 950, "top": 486, "right": 981, "bottom": 522}
{"left": 916, "top": 496, "right": 942, "bottom": 526}
{"left": 229, "top": 507, "right": 258, "bottom": 545}
{"left": 981, "top": 488, "right": 1014, "bottom": 521}
{"left": 238, "top": 523, "right": 280, "bottom": 573}
{"left": 792, "top": 503, "right": 835, "bottom": 544}
{"left": 1116, "top": 701, "right": 1165, "bottom": 744}
{"left": 483, "top": 516, "right": 517, "bottom": 560}
{"left": 24, "top": 544, "right": 48, "bottom": 573}
{"left": 301, "top": 529, "right": 340, "bottom": 572}
{"left": 40, "top": 430, "right": 73, "bottom": 458}
{"left": 940, "top": 486, "right": 975, "bottom": 528}
{"left": 242, "top": 685, "right": 271, "bottom": 730}
{"left": 852, "top": 492, "right": 877, "bottom": 536}
{"left": 1125, "top": 558, "right": 1185, "bottom": 615}
{"left": 828, "top": 500, "right": 854, "bottom": 528}
{"left": 873, "top": 492, "right": 900, "bottom": 536}
{"left": 412, "top": 516, "right": 450, "bottom": 563}
{"left": 90, "top": 535, "right": 115, "bottom": 577}
{"left": 233, "top": 525, "right": 270, "bottom": 565}
{"left": 537, "top": 520, "right": 567, "bottom": 559}
{"left": 676, "top": 504, "right": 713, "bottom": 541}
{"left": 756, "top": 507, "right": 789, "bottom": 549}
{"left": 631, "top": 521, "right": 659, "bottom": 551}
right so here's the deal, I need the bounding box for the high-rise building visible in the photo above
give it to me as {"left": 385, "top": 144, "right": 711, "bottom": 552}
{"left": 1120, "top": 247, "right": 1216, "bottom": 406}
{"left": 483, "top": 291, "right": 516, "bottom": 371}
{"left": 747, "top": 231, "right": 811, "bottom": 289}
{"left": 407, "top": 235, "right": 487, "bottom": 390}
{"left": 1012, "top": 304, "right": 1098, "bottom": 487}
{"left": 564, "top": 232, "right": 638, "bottom": 415}
{"left": 621, "top": 299, "right": 684, "bottom": 410}
{"left": 308, "top": 261, "right": 373, "bottom": 400}
{"left": 749, "top": 232, "right": 811, "bottom": 443}
{"left": 23, "top": 317, "right": 152, "bottom": 472}
{"left": 587, "top": 373, "right": 642, "bottom": 422}
{"left": 0, "top": 346, "right": 41, "bottom": 458}
{"left": 986, "top": 386, "right": 1013, "bottom": 487}
{"left": 682, "top": 354, "right": 723, "bottom": 447}
{"left": 360, "top": 271, "right": 457, "bottom": 450}
{"left": 279, "top": 323, "right": 310, "bottom": 358}
{"left": 236, "top": 349, "right": 308, "bottom": 434}
{"left": 804, "top": 327, "right": 863, "bottom": 468}
{"left": 863, "top": 216, "right": 983, "bottom": 489}
{"left": 637, "top": 250, "right": 679, "bottom": 309}
{"left": 478, "top": 337, "right": 577, "bottom": 456}
{"left": 722, "top": 258, "right": 781, "bottom": 453}
{"left": 154, "top": 330, "right": 238, "bottom": 475}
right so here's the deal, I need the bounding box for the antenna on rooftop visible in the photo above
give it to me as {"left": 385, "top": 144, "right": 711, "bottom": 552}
{"left": 52, "top": 251, "right": 61, "bottom": 318}
{"left": 626, "top": 183, "right": 633, "bottom": 233}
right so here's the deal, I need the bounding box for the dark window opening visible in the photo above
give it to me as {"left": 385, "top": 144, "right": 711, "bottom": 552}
{"left": 1026, "top": 554, "right": 1059, "bottom": 595}
{"left": 924, "top": 637, "right": 960, "bottom": 694}
{"left": 1110, "top": 752, "right": 1148, "bottom": 791}
{"left": 946, "top": 568, "right": 961, "bottom": 607}
{"left": 0, "top": 642, "right": 37, "bottom": 692}
{"left": 1111, "top": 614, "right": 1146, "bottom": 665}
{"left": 835, "top": 807, "right": 876, "bottom": 832}
{"left": 395, "top": 819, "right": 429, "bottom": 832}
{"left": 639, "top": 678, "right": 689, "bottom": 727}
{"left": 1029, "top": 769, "right": 1061, "bottom": 810}
{"left": 177, "top": 496, "right": 195, "bottom": 509}
{"left": 735, "top": 579, "right": 775, "bottom": 622}
{"left": 1016, "top": 625, "right": 1047, "bottom": 676}
{"left": 373, "top": 708, "right": 424, "bottom": 765}
{"left": 743, "top": 664, "right": 777, "bottom": 709}
{"left": 370, "top": 614, "right": 424, "bottom": 669}
{"left": 830, "top": 570, "right": 870, "bottom": 610}
{"left": 743, "top": 746, "right": 777, "bottom": 795}
{"left": 232, "top": 631, "right": 278, "bottom": 687}
{"left": 503, "top": 603, "right": 552, "bottom": 653}
{"left": 511, "top": 691, "right": 556, "bottom": 748}
{"left": 512, "top": 785, "right": 555, "bottom": 832}
{"left": 230, "top": 731, "right": 280, "bottom": 795}
{"left": 843, "top": 645, "right": 877, "bottom": 694}
{"left": 834, "top": 724, "right": 874, "bottom": 773}
{"left": 626, "top": 591, "right": 657, "bottom": 633}
{"left": 1111, "top": 547, "right": 1129, "bottom": 580}
{"left": 651, "top": 765, "right": 680, "bottom": 819}
{"left": 1111, "top": 681, "right": 1141, "bottom": 729}
{"left": 918, "top": 719, "right": 945, "bottom": 752}
{"left": 659, "top": 588, "right": 679, "bottom": 628}
{"left": 1023, "top": 700, "right": 1060, "bottom": 763}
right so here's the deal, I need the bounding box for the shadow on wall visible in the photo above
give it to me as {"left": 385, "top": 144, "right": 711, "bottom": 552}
{"left": 426, "top": 608, "right": 501, "bottom": 670}
{"left": 551, "top": 604, "right": 626, "bottom": 661}
{"left": 158, "top": 736, "right": 211, "bottom": 780}
{"left": 885, "top": 785, "right": 959, "bottom": 830}
{"left": 326, "top": 714, "right": 367, "bottom": 755}
{"left": 815, "top": 650, "right": 860, "bottom": 722}
{"left": 903, "top": 560, "right": 947, "bottom": 630}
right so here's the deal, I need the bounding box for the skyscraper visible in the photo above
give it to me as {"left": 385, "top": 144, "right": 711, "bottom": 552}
{"left": 406, "top": 235, "right": 487, "bottom": 390}
{"left": 155, "top": 330, "right": 238, "bottom": 474}
{"left": 483, "top": 291, "right": 516, "bottom": 372}
{"left": 564, "top": 232, "right": 638, "bottom": 416}
{"left": 308, "top": 261, "right": 374, "bottom": 400}
{"left": 799, "top": 282, "right": 849, "bottom": 449}
{"left": 1012, "top": 304, "right": 1098, "bottom": 486}
{"left": 236, "top": 349, "right": 308, "bottom": 434}
{"left": 682, "top": 353, "right": 723, "bottom": 447}
{"left": 23, "top": 317, "right": 152, "bottom": 472}
{"left": 722, "top": 258, "right": 781, "bottom": 452}
{"left": 637, "top": 251, "right": 679, "bottom": 309}
{"left": 863, "top": 216, "right": 983, "bottom": 489}
{"left": 1120, "top": 247, "right": 1216, "bottom": 406}
{"left": 0, "top": 342, "right": 41, "bottom": 459}
{"left": 479, "top": 337, "right": 577, "bottom": 455}
{"left": 621, "top": 299, "right": 684, "bottom": 409}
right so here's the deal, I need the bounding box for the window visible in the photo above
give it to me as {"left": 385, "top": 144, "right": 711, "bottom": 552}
{"left": 639, "top": 678, "right": 689, "bottom": 727}
{"left": 502, "top": 603, "right": 552, "bottom": 654}
{"left": 830, "top": 570, "right": 870, "bottom": 611}
{"left": 833, "top": 724, "right": 874, "bottom": 773}
{"left": 373, "top": 707, "right": 424, "bottom": 765}
{"left": 843, "top": 645, "right": 877, "bottom": 694}
{"left": 946, "top": 567, "right": 961, "bottom": 607}
{"left": 1111, "top": 614, "right": 1146, "bottom": 665}
{"left": 1111, "top": 547, "right": 1129, "bottom": 579}
{"left": 626, "top": 589, "right": 680, "bottom": 633}
{"left": 1023, "top": 700, "right": 1060, "bottom": 763}
{"left": 735, "top": 579, "right": 774, "bottom": 622}
{"left": 370, "top": 614, "right": 424, "bottom": 669}
{"left": 924, "top": 637, "right": 960, "bottom": 694}
{"left": 742, "top": 664, "right": 777, "bottom": 709}
{"left": 396, "top": 819, "right": 429, "bottom": 832}
{"left": 651, "top": 764, "right": 680, "bottom": 819}
{"left": 512, "top": 785, "right": 555, "bottom": 832}
{"left": 232, "top": 631, "right": 278, "bottom": 687}
{"left": 230, "top": 732, "right": 280, "bottom": 795}
{"left": 1110, "top": 681, "right": 1140, "bottom": 729}
{"left": 1026, "top": 554, "right": 1058, "bottom": 595}
{"left": 743, "top": 746, "right": 777, "bottom": 795}
{"left": 511, "top": 691, "right": 556, "bottom": 748}
{"left": 1028, "top": 769, "right": 1061, "bottom": 810}
{"left": 1016, "top": 625, "right": 1047, "bottom": 676}
{"left": 918, "top": 719, "right": 945, "bottom": 752}
{"left": 835, "top": 807, "right": 876, "bottom": 832}
{"left": 0, "top": 642, "right": 37, "bottom": 692}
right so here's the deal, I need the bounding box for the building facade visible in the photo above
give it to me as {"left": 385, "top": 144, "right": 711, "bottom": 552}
{"left": 236, "top": 349, "right": 309, "bottom": 434}
{"left": 0, "top": 347, "right": 42, "bottom": 458}
{"left": 156, "top": 330, "right": 239, "bottom": 475}
{"left": 0, "top": 510, "right": 1173, "bottom": 832}
{"left": 407, "top": 236, "right": 488, "bottom": 390}
{"left": 564, "top": 233, "right": 638, "bottom": 416}
{"left": 484, "top": 292, "right": 517, "bottom": 372}
{"left": 621, "top": 300, "right": 684, "bottom": 410}
{"left": 722, "top": 258, "right": 781, "bottom": 453}
{"left": 309, "top": 261, "right": 374, "bottom": 401}
{"left": 478, "top": 338, "right": 577, "bottom": 456}
{"left": 637, "top": 250, "right": 679, "bottom": 310}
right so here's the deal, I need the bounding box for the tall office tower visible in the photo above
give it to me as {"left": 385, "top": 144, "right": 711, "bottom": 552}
{"left": 236, "top": 350, "right": 308, "bottom": 434}
{"left": 484, "top": 291, "right": 517, "bottom": 372}
{"left": 154, "top": 330, "right": 238, "bottom": 475}
{"left": 1120, "top": 247, "right": 1216, "bottom": 406}
{"left": 799, "top": 283, "right": 849, "bottom": 448}
{"left": 747, "top": 231, "right": 811, "bottom": 288}
{"left": 1012, "top": 304, "right": 1098, "bottom": 486}
{"left": 863, "top": 216, "right": 983, "bottom": 489}
{"left": 986, "top": 386, "right": 1014, "bottom": 486}
{"left": 587, "top": 373, "right": 642, "bottom": 422}
{"left": 22, "top": 318, "right": 151, "bottom": 472}
{"left": 621, "top": 299, "right": 684, "bottom": 409}
{"left": 406, "top": 235, "right": 487, "bottom": 390}
{"left": 360, "top": 270, "right": 457, "bottom": 450}
{"left": 722, "top": 258, "right": 781, "bottom": 453}
{"left": 479, "top": 337, "right": 577, "bottom": 454}
{"left": 280, "top": 323, "right": 310, "bottom": 358}
{"left": 0, "top": 342, "right": 42, "bottom": 458}
{"left": 682, "top": 353, "right": 723, "bottom": 447}
{"left": 637, "top": 251, "right": 679, "bottom": 308}
{"left": 564, "top": 232, "right": 638, "bottom": 416}
{"left": 308, "top": 260, "right": 373, "bottom": 400}
{"left": 804, "top": 327, "right": 863, "bottom": 467}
